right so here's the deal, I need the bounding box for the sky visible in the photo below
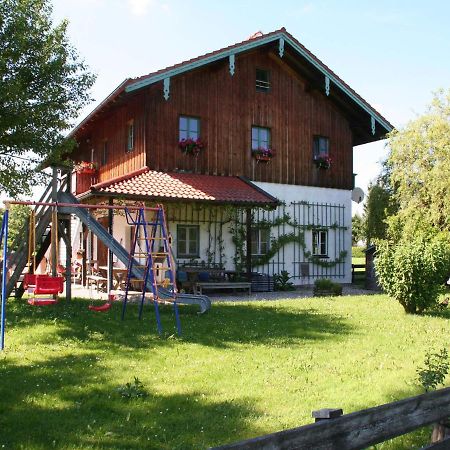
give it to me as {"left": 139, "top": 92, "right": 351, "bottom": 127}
{"left": 50, "top": 0, "right": 450, "bottom": 215}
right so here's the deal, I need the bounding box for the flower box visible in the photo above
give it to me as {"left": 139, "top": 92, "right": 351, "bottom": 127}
{"left": 179, "top": 138, "right": 205, "bottom": 156}
{"left": 255, "top": 155, "right": 271, "bottom": 162}
{"left": 74, "top": 161, "right": 98, "bottom": 174}
{"left": 252, "top": 147, "right": 275, "bottom": 162}
{"left": 314, "top": 156, "right": 332, "bottom": 170}
{"left": 77, "top": 168, "right": 97, "bottom": 175}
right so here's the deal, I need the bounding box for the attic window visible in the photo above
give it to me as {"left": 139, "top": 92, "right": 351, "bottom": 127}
{"left": 256, "top": 69, "right": 270, "bottom": 92}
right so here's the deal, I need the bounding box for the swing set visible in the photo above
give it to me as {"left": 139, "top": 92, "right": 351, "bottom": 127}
{"left": 0, "top": 199, "right": 182, "bottom": 350}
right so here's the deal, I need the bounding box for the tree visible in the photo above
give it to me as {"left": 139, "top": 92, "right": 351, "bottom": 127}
{"left": 364, "top": 182, "right": 392, "bottom": 244}
{"left": 374, "top": 90, "right": 450, "bottom": 314}
{"left": 0, "top": 203, "right": 31, "bottom": 252}
{"left": 387, "top": 89, "right": 450, "bottom": 234}
{"left": 351, "top": 213, "right": 365, "bottom": 245}
{"left": 0, "top": 0, "right": 95, "bottom": 197}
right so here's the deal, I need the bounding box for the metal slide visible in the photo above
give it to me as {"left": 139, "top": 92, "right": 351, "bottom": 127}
{"left": 57, "top": 192, "right": 211, "bottom": 313}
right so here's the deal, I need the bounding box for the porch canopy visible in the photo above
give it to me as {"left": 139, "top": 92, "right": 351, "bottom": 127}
{"left": 82, "top": 167, "right": 279, "bottom": 207}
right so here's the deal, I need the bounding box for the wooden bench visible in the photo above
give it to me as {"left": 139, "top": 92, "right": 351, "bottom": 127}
{"left": 194, "top": 282, "right": 251, "bottom": 295}
{"left": 86, "top": 275, "right": 108, "bottom": 292}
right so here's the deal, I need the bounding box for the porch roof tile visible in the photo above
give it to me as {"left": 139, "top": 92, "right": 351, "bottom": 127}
{"left": 90, "top": 168, "right": 278, "bottom": 206}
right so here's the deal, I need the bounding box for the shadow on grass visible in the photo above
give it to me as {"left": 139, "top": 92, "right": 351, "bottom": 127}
{"left": 0, "top": 353, "right": 263, "bottom": 449}
{"left": 6, "top": 297, "right": 354, "bottom": 351}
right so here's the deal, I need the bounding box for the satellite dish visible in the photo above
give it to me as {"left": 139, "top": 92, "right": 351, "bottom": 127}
{"left": 352, "top": 187, "right": 365, "bottom": 204}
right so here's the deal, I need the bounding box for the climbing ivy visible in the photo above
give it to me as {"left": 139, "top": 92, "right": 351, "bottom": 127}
{"left": 230, "top": 210, "right": 348, "bottom": 270}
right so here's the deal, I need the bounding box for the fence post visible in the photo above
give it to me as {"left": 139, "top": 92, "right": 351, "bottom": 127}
{"left": 432, "top": 420, "right": 450, "bottom": 443}
{"left": 312, "top": 408, "right": 343, "bottom": 422}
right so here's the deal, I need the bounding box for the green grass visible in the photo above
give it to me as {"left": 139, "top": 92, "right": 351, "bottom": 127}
{"left": 1, "top": 296, "right": 449, "bottom": 449}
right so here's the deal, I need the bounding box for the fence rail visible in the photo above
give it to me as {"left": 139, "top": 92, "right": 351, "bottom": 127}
{"left": 211, "top": 387, "right": 450, "bottom": 450}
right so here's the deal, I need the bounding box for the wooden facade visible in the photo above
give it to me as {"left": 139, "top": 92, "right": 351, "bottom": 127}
{"left": 73, "top": 45, "right": 367, "bottom": 192}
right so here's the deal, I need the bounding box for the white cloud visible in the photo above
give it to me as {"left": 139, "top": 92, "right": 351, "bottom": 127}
{"left": 128, "top": 0, "right": 153, "bottom": 16}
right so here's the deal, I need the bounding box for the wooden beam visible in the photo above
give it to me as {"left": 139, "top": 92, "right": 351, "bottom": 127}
{"left": 107, "top": 197, "right": 114, "bottom": 292}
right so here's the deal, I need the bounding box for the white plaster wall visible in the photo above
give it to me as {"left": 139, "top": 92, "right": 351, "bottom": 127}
{"left": 254, "top": 182, "right": 353, "bottom": 284}
{"left": 79, "top": 182, "right": 352, "bottom": 285}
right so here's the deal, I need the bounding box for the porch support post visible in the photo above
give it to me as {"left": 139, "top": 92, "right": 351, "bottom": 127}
{"left": 245, "top": 207, "right": 252, "bottom": 282}
{"left": 65, "top": 169, "right": 72, "bottom": 300}
{"left": 82, "top": 224, "right": 87, "bottom": 286}
{"left": 107, "top": 197, "right": 114, "bottom": 293}
{"left": 51, "top": 166, "right": 58, "bottom": 277}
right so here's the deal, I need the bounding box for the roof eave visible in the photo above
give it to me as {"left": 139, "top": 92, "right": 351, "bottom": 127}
{"left": 84, "top": 190, "right": 278, "bottom": 208}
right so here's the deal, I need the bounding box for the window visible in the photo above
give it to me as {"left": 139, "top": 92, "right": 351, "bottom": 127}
{"left": 251, "top": 126, "right": 271, "bottom": 151}
{"left": 251, "top": 228, "right": 270, "bottom": 255}
{"left": 126, "top": 121, "right": 134, "bottom": 152}
{"left": 256, "top": 69, "right": 270, "bottom": 92}
{"left": 179, "top": 116, "right": 200, "bottom": 141}
{"left": 313, "top": 136, "right": 329, "bottom": 160}
{"left": 101, "top": 140, "right": 108, "bottom": 166}
{"left": 177, "top": 225, "right": 200, "bottom": 258}
{"left": 312, "top": 230, "right": 328, "bottom": 257}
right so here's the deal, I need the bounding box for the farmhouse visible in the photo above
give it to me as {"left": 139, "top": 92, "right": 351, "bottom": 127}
{"left": 67, "top": 28, "right": 392, "bottom": 286}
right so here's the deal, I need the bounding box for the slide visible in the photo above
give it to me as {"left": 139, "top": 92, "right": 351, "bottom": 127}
{"left": 157, "top": 286, "right": 211, "bottom": 314}
{"left": 58, "top": 191, "right": 211, "bottom": 314}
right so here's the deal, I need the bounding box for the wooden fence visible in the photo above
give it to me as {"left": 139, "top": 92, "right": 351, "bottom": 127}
{"left": 211, "top": 387, "right": 450, "bottom": 450}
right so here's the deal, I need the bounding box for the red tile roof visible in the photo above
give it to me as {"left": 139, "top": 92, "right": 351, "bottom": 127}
{"left": 90, "top": 168, "right": 278, "bottom": 206}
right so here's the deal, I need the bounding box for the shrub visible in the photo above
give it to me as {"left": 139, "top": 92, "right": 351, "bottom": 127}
{"left": 417, "top": 348, "right": 449, "bottom": 392}
{"left": 117, "top": 377, "right": 148, "bottom": 399}
{"left": 376, "top": 232, "right": 450, "bottom": 314}
{"left": 313, "top": 279, "right": 342, "bottom": 296}
{"left": 273, "top": 270, "right": 295, "bottom": 291}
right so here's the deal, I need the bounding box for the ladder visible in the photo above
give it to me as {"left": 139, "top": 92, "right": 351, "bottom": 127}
{"left": 121, "top": 205, "right": 181, "bottom": 335}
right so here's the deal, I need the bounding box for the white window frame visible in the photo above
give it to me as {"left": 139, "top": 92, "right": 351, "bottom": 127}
{"left": 251, "top": 228, "right": 270, "bottom": 256}
{"left": 313, "top": 135, "right": 329, "bottom": 160}
{"left": 177, "top": 225, "right": 200, "bottom": 258}
{"left": 179, "top": 116, "right": 200, "bottom": 141}
{"left": 251, "top": 126, "right": 271, "bottom": 151}
{"left": 312, "top": 230, "right": 328, "bottom": 257}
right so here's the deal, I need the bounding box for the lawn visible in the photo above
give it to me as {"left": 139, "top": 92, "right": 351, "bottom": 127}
{"left": 0, "top": 295, "right": 449, "bottom": 449}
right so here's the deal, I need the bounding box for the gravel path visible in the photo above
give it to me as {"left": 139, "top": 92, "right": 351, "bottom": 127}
{"left": 208, "top": 284, "right": 378, "bottom": 303}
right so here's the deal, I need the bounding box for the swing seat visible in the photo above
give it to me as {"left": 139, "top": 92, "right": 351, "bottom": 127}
{"left": 88, "top": 294, "right": 116, "bottom": 312}
{"left": 33, "top": 275, "right": 64, "bottom": 295}
{"left": 88, "top": 302, "right": 113, "bottom": 312}
{"left": 27, "top": 275, "right": 64, "bottom": 306}
{"left": 23, "top": 273, "right": 37, "bottom": 289}
{"left": 27, "top": 298, "right": 58, "bottom": 306}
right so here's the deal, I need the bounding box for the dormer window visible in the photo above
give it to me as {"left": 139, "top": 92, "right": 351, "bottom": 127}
{"left": 126, "top": 120, "right": 134, "bottom": 152}
{"left": 256, "top": 69, "right": 270, "bottom": 92}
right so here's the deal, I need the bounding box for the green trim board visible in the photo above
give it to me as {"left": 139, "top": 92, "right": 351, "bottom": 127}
{"left": 125, "top": 30, "right": 393, "bottom": 134}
